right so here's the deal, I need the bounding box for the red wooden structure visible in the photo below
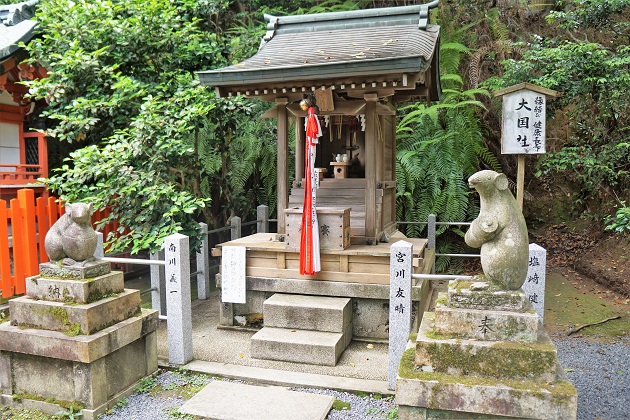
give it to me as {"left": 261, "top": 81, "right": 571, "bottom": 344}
{"left": 1, "top": 2, "right": 49, "bottom": 202}
{"left": 0, "top": 189, "right": 123, "bottom": 299}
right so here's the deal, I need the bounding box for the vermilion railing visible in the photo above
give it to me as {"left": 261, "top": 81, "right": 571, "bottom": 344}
{"left": 0, "top": 131, "right": 48, "bottom": 185}
{"left": 0, "top": 188, "right": 120, "bottom": 298}
{"left": 0, "top": 164, "right": 45, "bottom": 184}
{"left": 0, "top": 189, "right": 63, "bottom": 298}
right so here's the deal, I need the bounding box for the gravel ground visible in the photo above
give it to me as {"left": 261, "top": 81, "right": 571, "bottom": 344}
{"left": 554, "top": 338, "right": 629, "bottom": 420}
{"left": 100, "top": 337, "right": 629, "bottom": 420}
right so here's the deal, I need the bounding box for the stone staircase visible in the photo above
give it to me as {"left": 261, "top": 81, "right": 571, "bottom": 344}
{"left": 251, "top": 293, "right": 352, "bottom": 366}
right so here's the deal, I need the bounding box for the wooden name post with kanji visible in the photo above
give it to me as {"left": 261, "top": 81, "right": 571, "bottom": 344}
{"left": 494, "top": 83, "right": 559, "bottom": 210}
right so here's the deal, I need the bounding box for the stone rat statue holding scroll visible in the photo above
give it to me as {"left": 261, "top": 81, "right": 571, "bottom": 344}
{"left": 45, "top": 202, "right": 98, "bottom": 265}
{"left": 464, "top": 170, "right": 529, "bottom": 290}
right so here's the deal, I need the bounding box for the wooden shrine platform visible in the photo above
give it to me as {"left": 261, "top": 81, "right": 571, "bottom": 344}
{"left": 213, "top": 232, "right": 430, "bottom": 285}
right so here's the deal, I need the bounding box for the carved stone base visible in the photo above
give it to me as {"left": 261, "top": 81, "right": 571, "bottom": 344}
{"left": 26, "top": 271, "right": 124, "bottom": 304}
{"left": 39, "top": 260, "right": 111, "bottom": 280}
{"left": 396, "top": 280, "right": 577, "bottom": 419}
{"left": 0, "top": 309, "right": 157, "bottom": 418}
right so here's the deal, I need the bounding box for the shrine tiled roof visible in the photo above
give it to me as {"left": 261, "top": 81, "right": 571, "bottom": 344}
{"left": 0, "top": 1, "right": 38, "bottom": 61}
{"left": 198, "top": 2, "right": 441, "bottom": 100}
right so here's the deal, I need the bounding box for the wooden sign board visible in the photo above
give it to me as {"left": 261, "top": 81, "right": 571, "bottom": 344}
{"left": 314, "top": 88, "right": 334, "bottom": 112}
{"left": 501, "top": 89, "right": 546, "bottom": 154}
{"left": 495, "top": 83, "right": 558, "bottom": 155}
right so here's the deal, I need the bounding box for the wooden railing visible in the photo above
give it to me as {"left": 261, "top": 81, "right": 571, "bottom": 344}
{"left": 0, "top": 164, "right": 46, "bottom": 184}
{"left": 0, "top": 188, "right": 120, "bottom": 299}
{"left": 0, "top": 189, "right": 63, "bottom": 298}
{"left": 0, "top": 131, "right": 48, "bottom": 186}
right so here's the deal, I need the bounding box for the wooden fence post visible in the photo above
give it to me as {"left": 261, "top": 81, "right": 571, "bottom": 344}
{"left": 0, "top": 200, "right": 12, "bottom": 298}
{"left": 196, "top": 222, "right": 210, "bottom": 300}
{"left": 17, "top": 189, "right": 38, "bottom": 278}
{"left": 35, "top": 196, "right": 50, "bottom": 263}
{"left": 9, "top": 198, "right": 25, "bottom": 294}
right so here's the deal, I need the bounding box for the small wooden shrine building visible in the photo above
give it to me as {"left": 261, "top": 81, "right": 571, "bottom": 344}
{"left": 198, "top": 3, "right": 441, "bottom": 361}
{"left": 0, "top": 0, "right": 48, "bottom": 201}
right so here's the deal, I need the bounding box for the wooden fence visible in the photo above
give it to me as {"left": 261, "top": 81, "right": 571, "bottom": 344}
{"left": 0, "top": 189, "right": 61, "bottom": 298}
{"left": 0, "top": 188, "right": 118, "bottom": 299}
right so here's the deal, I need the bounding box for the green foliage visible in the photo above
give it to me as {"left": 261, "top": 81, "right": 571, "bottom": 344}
{"left": 135, "top": 376, "right": 158, "bottom": 394}
{"left": 385, "top": 406, "right": 398, "bottom": 419}
{"left": 606, "top": 206, "right": 630, "bottom": 234}
{"left": 53, "top": 405, "right": 82, "bottom": 420}
{"left": 546, "top": 0, "right": 630, "bottom": 32}
{"left": 27, "top": 0, "right": 287, "bottom": 252}
{"left": 396, "top": 81, "right": 499, "bottom": 272}
{"left": 494, "top": 0, "right": 630, "bottom": 221}
{"left": 331, "top": 399, "right": 351, "bottom": 410}
{"left": 46, "top": 85, "right": 215, "bottom": 253}
{"left": 24, "top": 0, "right": 226, "bottom": 144}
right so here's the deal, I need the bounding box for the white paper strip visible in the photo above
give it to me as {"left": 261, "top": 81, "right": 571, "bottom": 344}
{"left": 221, "top": 246, "right": 247, "bottom": 304}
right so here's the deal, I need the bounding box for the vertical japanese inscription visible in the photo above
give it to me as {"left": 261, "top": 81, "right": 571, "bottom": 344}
{"left": 388, "top": 240, "right": 413, "bottom": 390}
{"left": 221, "top": 246, "right": 247, "bottom": 304}
{"left": 522, "top": 243, "right": 547, "bottom": 321}
{"left": 165, "top": 233, "right": 193, "bottom": 365}
{"left": 502, "top": 90, "right": 546, "bottom": 154}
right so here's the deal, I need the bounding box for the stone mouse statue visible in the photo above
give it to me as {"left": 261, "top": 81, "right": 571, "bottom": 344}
{"left": 44, "top": 202, "right": 98, "bottom": 265}
{"left": 464, "top": 170, "right": 529, "bottom": 290}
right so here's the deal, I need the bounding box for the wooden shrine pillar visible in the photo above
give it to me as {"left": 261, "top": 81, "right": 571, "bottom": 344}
{"left": 295, "top": 116, "right": 305, "bottom": 182}
{"left": 364, "top": 93, "right": 378, "bottom": 243}
{"left": 376, "top": 115, "right": 384, "bottom": 183}
{"left": 276, "top": 97, "right": 289, "bottom": 234}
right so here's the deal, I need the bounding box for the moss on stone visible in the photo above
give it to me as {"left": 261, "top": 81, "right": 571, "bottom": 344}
{"left": 417, "top": 339, "right": 557, "bottom": 380}
{"left": 65, "top": 322, "right": 82, "bottom": 337}
{"left": 452, "top": 280, "right": 473, "bottom": 293}
{"left": 12, "top": 393, "right": 84, "bottom": 411}
{"left": 408, "top": 333, "right": 418, "bottom": 342}
{"left": 424, "top": 330, "right": 462, "bottom": 340}
{"left": 47, "top": 306, "right": 70, "bottom": 324}
{"left": 86, "top": 290, "right": 118, "bottom": 304}
{"left": 398, "top": 347, "right": 577, "bottom": 399}
{"left": 332, "top": 399, "right": 351, "bottom": 410}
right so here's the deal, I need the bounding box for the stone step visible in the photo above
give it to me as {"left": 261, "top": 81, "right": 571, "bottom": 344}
{"left": 415, "top": 312, "right": 557, "bottom": 382}
{"left": 179, "top": 380, "right": 334, "bottom": 420}
{"left": 9, "top": 289, "right": 141, "bottom": 335}
{"left": 251, "top": 327, "right": 345, "bottom": 366}
{"left": 263, "top": 293, "right": 352, "bottom": 334}
{"left": 26, "top": 271, "right": 124, "bottom": 304}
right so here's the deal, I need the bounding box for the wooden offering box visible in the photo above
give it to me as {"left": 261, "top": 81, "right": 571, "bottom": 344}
{"left": 284, "top": 206, "right": 351, "bottom": 251}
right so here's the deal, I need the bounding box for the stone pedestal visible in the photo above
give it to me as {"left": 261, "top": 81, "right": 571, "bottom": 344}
{"left": 0, "top": 261, "right": 158, "bottom": 420}
{"left": 396, "top": 278, "right": 577, "bottom": 420}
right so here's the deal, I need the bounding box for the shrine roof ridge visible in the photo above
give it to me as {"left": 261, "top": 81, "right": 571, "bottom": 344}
{"left": 0, "top": 0, "right": 39, "bottom": 61}
{"left": 262, "top": 1, "right": 439, "bottom": 42}
{"left": 198, "top": 2, "right": 441, "bottom": 98}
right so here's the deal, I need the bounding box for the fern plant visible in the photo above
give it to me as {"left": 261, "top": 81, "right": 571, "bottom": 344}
{"left": 396, "top": 82, "right": 500, "bottom": 272}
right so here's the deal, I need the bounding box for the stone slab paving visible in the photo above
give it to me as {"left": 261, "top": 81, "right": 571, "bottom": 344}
{"left": 179, "top": 380, "right": 334, "bottom": 420}
{"left": 181, "top": 359, "right": 392, "bottom": 396}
